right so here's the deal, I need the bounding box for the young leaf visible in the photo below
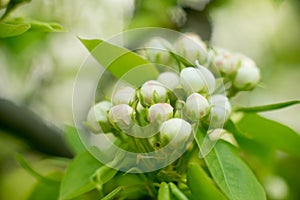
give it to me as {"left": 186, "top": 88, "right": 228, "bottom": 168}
{"left": 0, "top": 23, "right": 30, "bottom": 37}
{"left": 187, "top": 163, "right": 227, "bottom": 200}
{"left": 195, "top": 131, "right": 266, "bottom": 200}
{"left": 234, "top": 113, "right": 300, "bottom": 157}
{"left": 235, "top": 100, "right": 300, "bottom": 113}
{"left": 59, "top": 148, "right": 103, "bottom": 200}
{"left": 79, "top": 38, "right": 159, "bottom": 87}
{"left": 64, "top": 125, "right": 85, "bottom": 155}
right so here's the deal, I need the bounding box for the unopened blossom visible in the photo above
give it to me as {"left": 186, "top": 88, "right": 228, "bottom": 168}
{"left": 145, "top": 37, "right": 173, "bottom": 64}
{"left": 160, "top": 118, "right": 192, "bottom": 148}
{"left": 233, "top": 56, "right": 260, "bottom": 90}
{"left": 87, "top": 101, "right": 112, "bottom": 133}
{"left": 174, "top": 33, "right": 207, "bottom": 64}
{"left": 139, "top": 80, "right": 168, "bottom": 106}
{"left": 180, "top": 66, "right": 215, "bottom": 94}
{"left": 184, "top": 93, "right": 210, "bottom": 121}
{"left": 157, "top": 72, "right": 179, "bottom": 90}
{"left": 209, "top": 94, "right": 231, "bottom": 122}
{"left": 108, "top": 104, "right": 135, "bottom": 130}
{"left": 210, "top": 48, "right": 239, "bottom": 75}
{"left": 147, "top": 103, "right": 173, "bottom": 123}
{"left": 112, "top": 86, "right": 136, "bottom": 105}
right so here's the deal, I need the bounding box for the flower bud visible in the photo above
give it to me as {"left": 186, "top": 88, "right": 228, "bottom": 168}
{"left": 180, "top": 66, "right": 215, "bottom": 94}
{"left": 112, "top": 86, "right": 136, "bottom": 105}
{"left": 144, "top": 37, "right": 173, "bottom": 65}
{"left": 174, "top": 33, "right": 207, "bottom": 64}
{"left": 139, "top": 80, "right": 168, "bottom": 106}
{"left": 184, "top": 93, "right": 209, "bottom": 121}
{"left": 210, "top": 48, "right": 238, "bottom": 75}
{"left": 160, "top": 118, "right": 192, "bottom": 148}
{"left": 148, "top": 103, "right": 173, "bottom": 123}
{"left": 233, "top": 56, "right": 260, "bottom": 90}
{"left": 108, "top": 104, "right": 135, "bottom": 130}
{"left": 86, "top": 101, "right": 112, "bottom": 133}
{"left": 157, "top": 72, "right": 179, "bottom": 90}
{"left": 209, "top": 95, "right": 231, "bottom": 122}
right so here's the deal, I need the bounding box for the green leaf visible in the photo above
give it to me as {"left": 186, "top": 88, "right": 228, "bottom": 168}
{"left": 15, "top": 154, "right": 58, "bottom": 184}
{"left": 234, "top": 113, "right": 300, "bottom": 157}
{"left": 27, "top": 174, "right": 61, "bottom": 200}
{"left": 64, "top": 125, "right": 86, "bottom": 155}
{"left": 0, "top": 23, "right": 31, "bottom": 37}
{"left": 79, "top": 38, "right": 159, "bottom": 87}
{"left": 59, "top": 148, "right": 103, "bottom": 200}
{"left": 195, "top": 131, "right": 266, "bottom": 200}
{"left": 29, "top": 20, "right": 65, "bottom": 32}
{"left": 235, "top": 100, "right": 300, "bottom": 113}
{"left": 187, "top": 163, "right": 227, "bottom": 200}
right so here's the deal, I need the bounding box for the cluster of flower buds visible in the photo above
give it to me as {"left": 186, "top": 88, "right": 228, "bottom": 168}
{"left": 143, "top": 33, "right": 260, "bottom": 93}
{"left": 86, "top": 32, "right": 260, "bottom": 149}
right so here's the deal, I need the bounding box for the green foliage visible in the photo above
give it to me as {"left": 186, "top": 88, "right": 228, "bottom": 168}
{"left": 187, "top": 163, "right": 227, "bottom": 200}
{"left": 0, "top": 22, "right": 30, "bottom": 37}
{"left": 64, "top": 125, "right": 86, "bottom": 155}
{"left": 59, "top": 149, "right": 103, "bottom": 200}
{"left": 231, "top": 113, "right": 300, "bottom": 157}
{"left": 195, "top": 132, "right": 266, "bottom": 200}
{"left": 236, "top": 100, "right": 300, "bottom": 113}
{"left": 79, "top": 38, "right": 159, "bottom": 87}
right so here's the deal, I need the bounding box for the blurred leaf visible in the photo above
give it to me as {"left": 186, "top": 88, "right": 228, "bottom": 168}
{"left": 27, "top": 173, "right": 61, "bottom": 200}
{"left": 29, "top": 20, "right": 65, "bottom": 32}
{"left": 59, "top": 148, "right": 103, "bottom": 200}
{"left": 0, "top": 22, "right": 30, "bottom": 37}
{"left": 234, "top": 113, "right": 300, "bottom": 157}
{"left": 79, "top": 38, "right": 159, "bottom": 87}
{"left": 64, "top": 125, "right": 86, "bottom": 155}
{"left": 236, "top": 100, "right": 300, "bottom": 113}
{"left": 196, "top": 131, "right": 266, "bottom": 200}
{"left": 15, "top": 154, "right": 59, "bottom": 184}
{"left": 187, "top": 163, "right": 227, "bottom": 200}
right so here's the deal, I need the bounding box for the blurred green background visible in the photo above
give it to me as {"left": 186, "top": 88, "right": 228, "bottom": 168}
{"left": 0, "top": 0, "right": 300, "bottom": 199}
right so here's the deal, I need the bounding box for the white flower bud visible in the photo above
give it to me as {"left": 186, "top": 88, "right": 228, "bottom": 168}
{"left": 112, "top": 86, "right": 136, "bottom": 105}
{"left": 233, "top": 56, "right": 260, "bottom": 90}
{"left": 160, "top": 118, "right": 192, "bottom": 148}
{"left": 139, "top": 80, "right": 168, "bottom": 106}
{"left": 184, "top": 93, "right": 209, "bottom": 121}
{"left": 180, "top": 66, "right": 215, "bottom": 94}
{"left": 210, "top": 48, "right": 238, "bottom": 75}
{"left": 157, "top": 72, "right": 179, "bottom": 90}
{"left": 148, "top": 103, "right": 173, "bottom": 123}
{"left": 209, "top": 95, "right": 231, "bottom": 122}
{"left": 174, "top": 33, "right": 207, "bottom": 63}
{"left": 145, "top": 37, "right": 173, "bottom": 64}
{"left": 108, "top": 104, "right": 135, "bottom": 130}
{"left": 87, "top": 101, "right": 112, "bottom": 133}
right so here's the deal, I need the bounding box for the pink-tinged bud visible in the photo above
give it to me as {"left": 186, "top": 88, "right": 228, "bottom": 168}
{"left": 139, "top": 80, "right": 168, "bottom": 106}
{"left": 145, "top": 37, "right": 173, "bottom": 64}
{"left": 108, "top": 104, "right": 135, "bottom": 130}
{"left": 184, "top": 93, "right": 209, "bottom": 121}
{"left": 180, "top": 66, "right": 215, "bottom": 94}
{"left": 87, "top": 101, "right": 112, "bottom": 133}
{"left": 112, "top": 86, "right": 136, "bottom": 105}
{"left": 174, "top": 33, "right": 207, "bottom": 64}
{"left": 160, "top": 118, "right": 192, "bottom": 148}
{"left": 233, "top": 56, "right": 260, "bottom": 90}
{"left": 210, "top": 48, "right": 239, "bottom": 75}
{"left": 157, "top": 72, "right": 179, "bottom": 90}
{"left": 209, "top": 95, "right": 231, "bottom": 122}
{"left": 148, "top": 103, "right": 173, "bottom": 123}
